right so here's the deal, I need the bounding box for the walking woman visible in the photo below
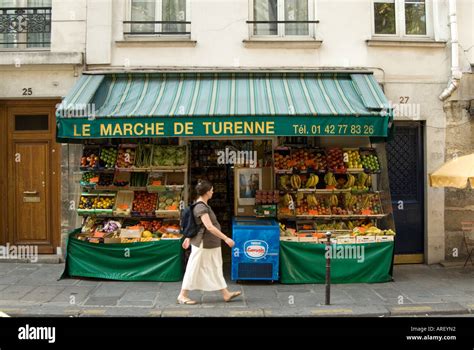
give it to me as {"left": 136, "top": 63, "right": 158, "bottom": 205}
{"left": 177, "top": 180, "right": 242, "bottom": 305}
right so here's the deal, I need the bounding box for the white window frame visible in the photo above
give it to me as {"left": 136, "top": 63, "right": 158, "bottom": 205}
{"left": 249, "top": 0, "right": 316, "bottom": 39}
{"left": 125, "top": 0, "right": 191, "bottom": 37}
{"left": 371, "top": 0, "right": 433, "bottom": 39}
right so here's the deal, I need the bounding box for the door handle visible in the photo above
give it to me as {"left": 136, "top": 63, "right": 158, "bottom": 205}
{"left": 23, "top": 191, "right": 38, "bottom": 195}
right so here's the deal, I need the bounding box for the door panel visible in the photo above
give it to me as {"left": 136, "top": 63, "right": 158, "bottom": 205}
{"left": 14, "top": 142, "right": 50, "bottom": 244}
{"left": 386, "top": 123, "right": 425, "bottom": 256}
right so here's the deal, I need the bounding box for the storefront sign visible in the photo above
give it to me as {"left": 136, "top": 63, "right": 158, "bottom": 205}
{"left": 57, "top": 116, "right": 390, "bottom": 140}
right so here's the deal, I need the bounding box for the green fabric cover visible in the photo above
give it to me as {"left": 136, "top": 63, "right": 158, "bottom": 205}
{"left": 63, "top": 230, "right": 184, "bottom": 282}
{"left": 280, "top": 241, "right": 394, "bottom": 284}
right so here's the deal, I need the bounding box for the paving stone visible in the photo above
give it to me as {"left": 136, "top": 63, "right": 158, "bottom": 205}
{"left": 91, "top": 282, "right": 128, "bottom": 297}
{"left": 48, "top": 286, "right": 97, "bottom": 305}
{"left": 84, "top": 296, "right": 120, "bottom": 306}
{"left": 21, "top": 286, "right": 66, "bottom": 303}
{"left": 0, "top": 285, "right": 37, "bottom": 300}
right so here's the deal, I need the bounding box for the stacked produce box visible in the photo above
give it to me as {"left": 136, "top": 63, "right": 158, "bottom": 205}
{"left": 275, "top": 145, "right": 394, "bottom": 243}
{"left": 75, "top": 143, "right": 188, "bottom": 244}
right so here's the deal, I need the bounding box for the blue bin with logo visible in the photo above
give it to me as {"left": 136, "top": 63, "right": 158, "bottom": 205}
{"left": 231, "top": 217, "right": 280, "bottom": 281}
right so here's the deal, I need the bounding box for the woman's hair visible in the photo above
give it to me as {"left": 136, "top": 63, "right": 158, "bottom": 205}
{"left": 196, "top": 179, "right": 213, "bottom": 196}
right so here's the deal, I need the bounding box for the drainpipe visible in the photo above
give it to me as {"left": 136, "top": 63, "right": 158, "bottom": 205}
{"left": 439, "top": 0, "right": 462, "bottom": 101}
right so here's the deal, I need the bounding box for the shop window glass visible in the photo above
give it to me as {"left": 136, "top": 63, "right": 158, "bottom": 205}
{"left": 15, "top": 115, "right": 49, "bottom": 131}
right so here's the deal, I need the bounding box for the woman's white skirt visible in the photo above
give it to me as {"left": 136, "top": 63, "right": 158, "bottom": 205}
{"left": 181, "top": 243, "right": 227, "bottom": 291}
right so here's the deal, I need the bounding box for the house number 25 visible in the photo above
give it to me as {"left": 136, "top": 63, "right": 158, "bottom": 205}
{"left": 22, "top": 88, "right": 33, "bottom": 96}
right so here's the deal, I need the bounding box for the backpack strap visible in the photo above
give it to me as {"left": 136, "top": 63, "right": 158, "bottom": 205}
{"left": 192, "top": 201, "right": 210, "bottom": 236}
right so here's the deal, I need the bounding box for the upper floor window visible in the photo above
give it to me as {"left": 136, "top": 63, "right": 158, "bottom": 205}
{"left": 250, "top": 0, "right": 316, "bottom": 37}
{"left": 0, "top": 0, "right": 51, "bottom": 49}
{"left": 125, "top": 0, "right": 190, "bottom": 36}
{"left": 373, "top": 0, "right": 431, "bottom": 37}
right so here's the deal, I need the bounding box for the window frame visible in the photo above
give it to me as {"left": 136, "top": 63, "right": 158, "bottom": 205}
{"left": 249, "top": 0, "right": 316, "bottom": 39}
{"left": 371, "top": 0, "right": 433, "bottom": 39}
{"left": 125, "top": 0, "right": 191, "bottom": 37}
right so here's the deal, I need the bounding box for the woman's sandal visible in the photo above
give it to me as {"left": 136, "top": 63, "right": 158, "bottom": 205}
{"left": 177, "top": 297, "right": 197, "bottom": 305}
{"left": 224, "top": 291, "right": 242, "bottom": 302}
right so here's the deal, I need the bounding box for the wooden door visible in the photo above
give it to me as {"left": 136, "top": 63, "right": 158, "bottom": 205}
{"left": 6, "top": 102, "right": 60, "bottom": 254}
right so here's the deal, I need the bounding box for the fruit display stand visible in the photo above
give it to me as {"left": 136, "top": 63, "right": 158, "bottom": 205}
{"left": 276, "top": 143, "right": 396, "bottom": 284}
{"left": 62, "top": 142, "right": 188, "bottom": 282}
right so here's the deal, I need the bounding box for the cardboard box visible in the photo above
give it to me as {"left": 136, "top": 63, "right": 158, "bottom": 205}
{"left": 120, "top": 227, "right": 144, "bottom": 238}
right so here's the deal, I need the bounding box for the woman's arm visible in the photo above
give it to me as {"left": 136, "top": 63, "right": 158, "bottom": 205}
{"left": 200, "top": 214, "right": 228, "bottom": 241}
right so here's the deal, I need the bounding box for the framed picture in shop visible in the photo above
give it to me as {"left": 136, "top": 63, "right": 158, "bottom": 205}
{"left": 236, "top": 168, "right": 262, "bottom": 206}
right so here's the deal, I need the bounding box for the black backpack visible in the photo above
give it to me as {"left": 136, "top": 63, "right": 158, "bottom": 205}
{"left": 181, "top": 202, "right": 206, "bottom": 238}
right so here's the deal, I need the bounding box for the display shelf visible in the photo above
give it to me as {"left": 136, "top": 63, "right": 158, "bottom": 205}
{"left": 279, "top": 214, "right": 388, "bottom": 220}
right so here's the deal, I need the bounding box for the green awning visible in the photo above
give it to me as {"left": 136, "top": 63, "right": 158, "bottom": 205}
{"left": 56, "top": 72, "right": 392, "bottom": 140}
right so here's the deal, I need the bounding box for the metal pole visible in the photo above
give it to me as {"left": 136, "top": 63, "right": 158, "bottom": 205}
{"left": 325, "top": 231, "right": 332, "bottom": 305}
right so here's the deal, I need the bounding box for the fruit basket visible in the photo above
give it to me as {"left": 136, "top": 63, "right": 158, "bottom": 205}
{"left": 278, "top": 193, "right": 295, "bottom": 218}
{"left": 129, "top": 172, "right": 148, "bottom": 189}
{"left": 113, "top": 171, "right": 131, "bottom": 187}
{"left": 113, "top": 190, "right": 134, "bottom": 217}
{"left": 96, "top": 172, "right": 115, "bottom": 188}
{"left": 146, "top": 173, "right": 167, "bottom": 192}
{"left": 156, "top": 189, "right": 182, "bottom": 218}
{"left": 80, "top": 171, "right": 99, "bottom": 187}
{"left": 360, "top": 148, "right": 381, "bottom": 174}
{"left": 326, "top": 148, "right": 347, "bottom": 174}
{"left": 94, "top": 193, "right": 116, "bottom": 215}
{"left": 151, "top": 145, "right": 187, "bottom": 170}
{"left": 131, "top": 191, "right": 158, "bottom": 217}
{"left": 298, "top": 193, "right": 332, "bottom": 217}
{"left": 80, "top": 145, "right": 100, "bottom": 170}
{"left": 343, "top": 148, "right": 364, "bottom": 172}
{"left": 116, "top": 144, "right": 137, "bottom": 170}
{"left": 274, "top": 147, "right": 292, "bottom": 172}
{"left": 77, "top": 193, "right": 98, "bottom": 215}
{"left": 99, "top": 146, "right": 118, "bottom": 169}
{"left": 134, "top": 144, "right": 153, "bottom": 169}
{"left": 349, "top": 193, "right": 384, "bottom": 216}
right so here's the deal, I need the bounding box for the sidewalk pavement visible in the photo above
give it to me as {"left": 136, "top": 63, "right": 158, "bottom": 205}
{"left": 0, "top": 263, "right": 472, "bottom": 317}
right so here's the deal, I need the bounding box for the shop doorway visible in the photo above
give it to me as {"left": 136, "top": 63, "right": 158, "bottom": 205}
{"left": 188, "top": 139, "right": 274, "bottom": 263}
{"left": 386, "top": 122, "right": 425, "bottom": 263}
{"left": 3, "top": 101, "right": 60, "bottom": 254}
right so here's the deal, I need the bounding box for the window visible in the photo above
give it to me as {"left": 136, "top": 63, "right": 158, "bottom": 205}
{"left": 251, "top": 0, "right": 315, "bottom": 37}
{"left": 373, "top": 0, "right": 430, "bottom": 37}
{"left": 15, "top": 115, "right": 49, "bottom": 131}
{"left": 126, "top": 0, "right": 189, "bottom": 35}
{"left": 0, "top": 0, "right": 51, "bottom": 49}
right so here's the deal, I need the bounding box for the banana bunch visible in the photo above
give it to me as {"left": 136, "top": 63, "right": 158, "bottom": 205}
{"left": 307, "top": 194, "right": 318, "bottom": 207}
{"left": 361, "top": 195, "right": 370, "bottom": 209}
{"left": 344, "top": 193, "right": 357, "bottom": 208}
{"left": 365, "top": 174, "right": 372, "bottom": 188}
{"left": 282, "top": 193, "right": 294, "bottom": 206}
{"left": 324, "top": 172, "right": 337, "bottom": 187}
{"left": 291, "top": 175, "right": 302, "bottom": 189}
{"left": 329, "top": 194, "right": 339, "bottom": 207}
{"left": 280, "top": 175, "right": 290, "bottom": 190}
{"left": 305, "top": 174, "right": 319, "bottom": 189}
{"left": 357, "top": 173, "right": 369, "bottom": 187}
{"left": 343, "top": 173, "right": 356, "bottom": 189}
{"left": 347, "top": 221, "right": 355, "bottom": 230}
